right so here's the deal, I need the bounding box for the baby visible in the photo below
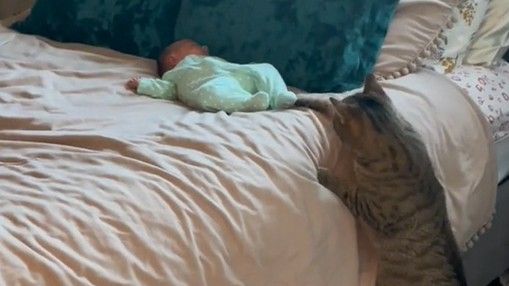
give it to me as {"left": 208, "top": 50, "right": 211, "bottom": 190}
{"left": 126, "top": 39, "right": 296, "bottom": 113}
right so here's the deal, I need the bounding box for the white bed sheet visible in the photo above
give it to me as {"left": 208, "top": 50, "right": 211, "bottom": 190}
{"left": 496, "top": 136, "right": 509, "bottom": 182}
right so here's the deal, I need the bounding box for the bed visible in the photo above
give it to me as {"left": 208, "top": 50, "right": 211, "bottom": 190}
{"left": 0, "top": 18, "right": 505, "bottom": 285}
{"left": 0, "top": 24, "right": 382, "bottom": 286}
{"left": 446, "top": 63, "right": 509, "bottom": 286}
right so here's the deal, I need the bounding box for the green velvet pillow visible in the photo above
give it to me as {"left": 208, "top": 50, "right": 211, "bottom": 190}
{"left": 175, "top": 0, "right": 398, "bottom": 92}
{"left": 13, "top": 0, "right": 181, "bottom": 59}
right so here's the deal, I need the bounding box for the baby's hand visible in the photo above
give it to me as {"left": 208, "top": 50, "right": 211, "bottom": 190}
{"left": 125, "top": 77, "right": 140, "bottom": 92}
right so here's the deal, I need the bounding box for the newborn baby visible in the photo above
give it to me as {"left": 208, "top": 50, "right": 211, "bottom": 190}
{"left": 126, "top": 39, "right": 296, "bottom": 113}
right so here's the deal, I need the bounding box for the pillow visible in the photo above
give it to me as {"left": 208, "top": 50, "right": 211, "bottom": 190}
{"left": 446, "top": 62, "right": 509, "bottom": 142}
{"left": 374, "top": 0, "right": 456, "bottom": 80}
{"left": 12, "top": 0, "right": 181, "bottom": 59}
{"left": 174, "top": 0, "right": 399, "bottom": 93}
{"left": 463, "top": 0, "right": 509, "bottom": 66}
{"left": 425, "top": 0, "right": 490, "bottom": 73}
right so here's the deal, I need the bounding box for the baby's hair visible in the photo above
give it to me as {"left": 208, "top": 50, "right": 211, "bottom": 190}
{"left": 157, "top": 47, "right": 171, "bottom": 76}
{"left": 157, "top": 40, "right": 209, "bottom": 76}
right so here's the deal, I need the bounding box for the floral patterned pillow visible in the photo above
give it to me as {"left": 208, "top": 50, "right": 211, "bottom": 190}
{"left": 446, "top": 62, "right": 509, "bottom": 141}
{"left": 425, "top": 0, "right": 489, "bottom": 73}
{"left": 12, "top": 0, "right": 181, "bottom": 59}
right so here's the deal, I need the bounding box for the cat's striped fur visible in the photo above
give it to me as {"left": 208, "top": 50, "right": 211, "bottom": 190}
{"left": 296, "top": 75, "right": 467, "bottom": 286}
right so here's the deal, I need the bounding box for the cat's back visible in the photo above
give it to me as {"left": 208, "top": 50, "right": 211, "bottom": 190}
{"left": 373, "top": 135, "right": 466, "bottom": 286}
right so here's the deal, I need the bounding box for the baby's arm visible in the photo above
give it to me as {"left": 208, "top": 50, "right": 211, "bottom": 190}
{"left": 137, "top": 78, "right": 177, "bottom": 100}
{"left": 126, "top": 77, "right": 176, "bottom": 100}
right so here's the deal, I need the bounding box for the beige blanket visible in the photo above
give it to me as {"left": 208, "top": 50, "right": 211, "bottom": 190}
{"left": 0, "top": 26, "right": 379, "bottom": 286}
{"left": 0, "top": 25, "right": 496, "bottom": 285}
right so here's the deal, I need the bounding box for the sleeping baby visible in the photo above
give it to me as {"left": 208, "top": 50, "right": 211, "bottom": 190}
{"left": 126, "top": 39, "right": 297, "bottom": 113}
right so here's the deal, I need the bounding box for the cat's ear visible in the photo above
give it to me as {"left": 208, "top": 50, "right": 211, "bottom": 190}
{"left": 329, "top": 97, "right": 363, "bottom": 142}
{"left": 329, "top": 97, "right": 350, "bottom": 124}
{"left": 363, "top": 74, "right": 386, "bottom": 96}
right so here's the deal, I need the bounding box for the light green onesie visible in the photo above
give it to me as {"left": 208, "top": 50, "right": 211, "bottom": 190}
{"left": 136, "top": 55, "right": 297, "bottom": 113}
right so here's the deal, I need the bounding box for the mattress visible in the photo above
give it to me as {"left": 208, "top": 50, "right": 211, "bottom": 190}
{"left": 446, "top": 62, "right": 509, "bottom": 182}
{"left": 0, "top": 25, "right": 498, "bottom": 285}
{"left": 496, "top": 136, "right": 509, "bottom": 183}
{"left": 463, "top": 178, "right": 509, "bottom": 286}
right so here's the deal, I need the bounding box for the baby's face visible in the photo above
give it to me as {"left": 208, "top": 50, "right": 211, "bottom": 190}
{"left": 158, "top": 40, "right": 209, "bottom": 75}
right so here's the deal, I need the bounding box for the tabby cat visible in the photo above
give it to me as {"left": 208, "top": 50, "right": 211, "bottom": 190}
{"left": 296, "top": 75, "right": 467, "bottom": 286}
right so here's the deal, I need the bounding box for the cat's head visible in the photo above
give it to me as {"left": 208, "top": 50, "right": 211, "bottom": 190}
{"left": 330, "top": 74, "right": 400, "bottom": 152}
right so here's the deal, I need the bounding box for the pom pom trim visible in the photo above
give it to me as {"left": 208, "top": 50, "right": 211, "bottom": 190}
{"left": 375, "top": 10, "right": 458, "bottom": 81}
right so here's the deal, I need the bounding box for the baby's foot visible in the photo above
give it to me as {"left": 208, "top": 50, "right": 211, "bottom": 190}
{"left": 273, "top": 90, "right": 297, "bottom": 109}
{"left": 246, "top": 91, "right": 270, "bottom": 111}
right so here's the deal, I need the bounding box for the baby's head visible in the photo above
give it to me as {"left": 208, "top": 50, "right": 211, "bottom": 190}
{"left": 158, "top": 39, "right": 209, "bottom": 76}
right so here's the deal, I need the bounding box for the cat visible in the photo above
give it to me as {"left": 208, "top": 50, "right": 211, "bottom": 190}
{"left": 295, "top": 75, "right": 467, "bottom": 286}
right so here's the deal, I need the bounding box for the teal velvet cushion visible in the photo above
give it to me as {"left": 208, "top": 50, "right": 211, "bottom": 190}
{"left": 13, "top": 0, "right": 181, "bottom": 59}
{"left": 175, "top": 0, "right": 398, "bottom": 92}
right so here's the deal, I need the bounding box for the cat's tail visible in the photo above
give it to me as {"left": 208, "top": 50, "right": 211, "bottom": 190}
{"left": 444, "top": 221, "right": 468, "bottom": 286}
